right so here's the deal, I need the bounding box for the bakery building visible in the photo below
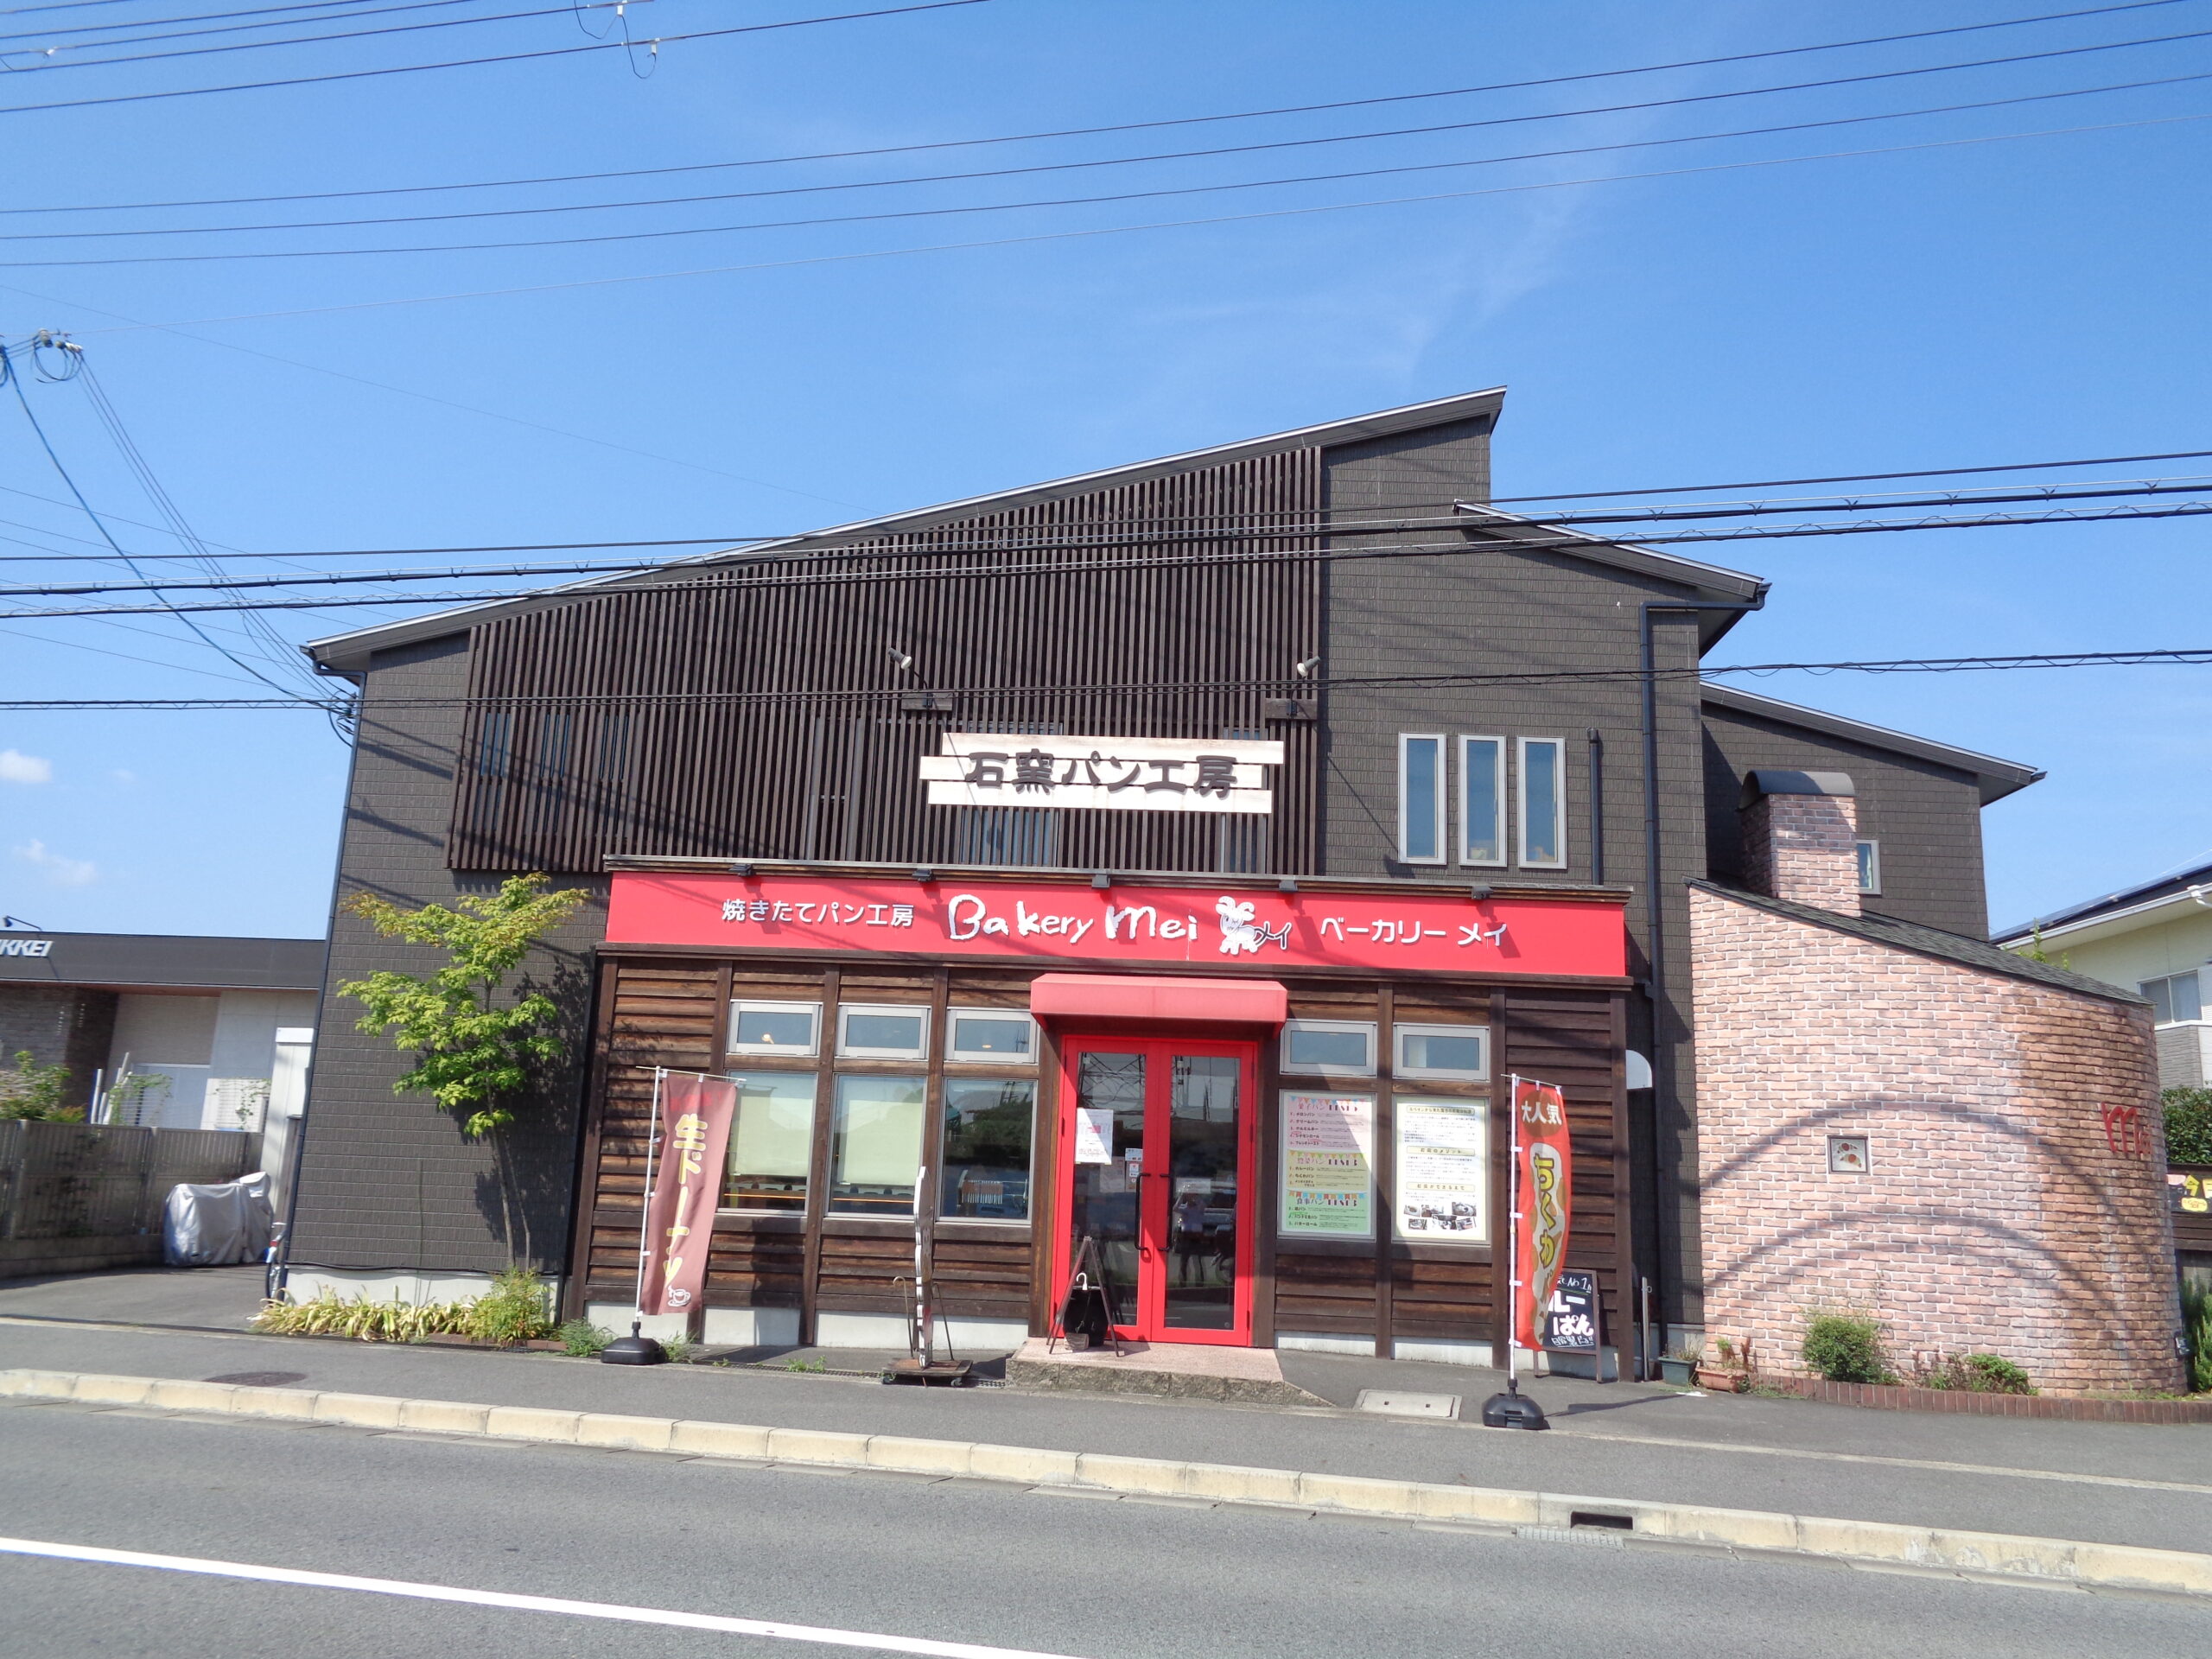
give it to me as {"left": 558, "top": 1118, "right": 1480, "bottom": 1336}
{"left": 282, "top": 389, "right": 2177, "bottom": 1385}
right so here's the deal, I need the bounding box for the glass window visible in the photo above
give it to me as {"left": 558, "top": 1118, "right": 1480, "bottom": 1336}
{"left": 939, "top": 1077, "right": 1035, "bottom": 1220}
{"left": 1518, "top": 737, "right": 1565, "bottom": 868}
{"left": 2143, "top": 971, "right": 2202, "bottom": 1026}
{"left": 829, "top": 1075, "right": 927, "bottom": 1216}
{"left": 728, "top": 1001, "right": 820, "bottom": 1057}
{"left": 1855, "top": 840, "right": 1881, "bottom": 893}
{"left": 1393, "top": 1096, "right": 1488, "bottom": 1241}
{"left": 722, "top": 1072, "right": 817, "bottom": 1211}
{"left": 948, "top": 1009, "right": 1036, "bottom": 1064}
{"left": 1395, "top": 1023, "right": 1490, "bottom": 1081}
{"left": 836, "top": 1003, "right": 930, "bottom": 1060}
{"left": 1281, "top": 1020, "right": 1376, "bottom": 1077}
{"left": 1459, "top": 735, "right": 1504, "bottom": 866}
{"left": 1398, "top": 734, "right": 1445, "bottom": 864}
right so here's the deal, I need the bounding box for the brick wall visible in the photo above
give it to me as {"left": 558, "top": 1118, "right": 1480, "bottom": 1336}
{"left": 1741, "top": 791, "right": 1861, "bottom": 916}
{"left": 0, "top": 986, "right": 116, "bottom": 1110}
{"left": 1689, "top": 886, "right": 2177, "bottom": 1395}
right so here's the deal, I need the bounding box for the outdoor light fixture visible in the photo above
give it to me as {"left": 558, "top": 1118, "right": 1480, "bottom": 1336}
{"left": 1468, "top": 884, "right": 1493, "bottom": 901}
{"left": 912, "top": 868, "right": 936, "bottom": 883}
{"left": 728, "top": 861, "right": 753, "bottom": 878}
{"left": 887, "top": 646, "right": 916, "bottom": 676}
{"left": 1091, "top": 871, "right": 1112, "bottom": 889}
{"left": 1294, "top": 655, "right": 1322, "bottom": 678}
{"left": 1277, "top": 878, "right": 1300, "bottom": 894}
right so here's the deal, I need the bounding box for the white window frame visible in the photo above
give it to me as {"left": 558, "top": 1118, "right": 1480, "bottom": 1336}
{"left": 1458, "top": 734, "right": 1506, "bottom": 868}
{"left": 2141, "top": 969, "right": 2203, "bottom": 1027}
{"left": 726, "top": 999, "right": 821, "bottom": 1058}
{"left": 836, "top": 1003, "right": 932, "bottom": 1061}
{"left": 1516, "top": 735, "right": 1567, "bottom": 870}
{"left": 945, "top": 1007, "right": 1039, "bottom": 1066}
{"left": 1280, "top": 1018, "right": 1378, "bottom": 1077}
{"left": 1397, "top": 733, "right": 1446, "bottom": 866}
{"left": 1393, "top": 1022, "right": 1491, "bottom": 1082}
{"left": 1855, "top": 839, "right": 1882, "bottom": 894}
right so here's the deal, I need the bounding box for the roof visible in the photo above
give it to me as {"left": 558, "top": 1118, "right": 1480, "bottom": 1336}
{"left": 1688, "top": 880, "right": 2145, "bottom": 1005}
{"left": 1992, "top": 856, "right": 2212, "bottom": 947}
{"left": 0, "top": 931, "right": 326, "bottom": 992}
{"left": 306, "top": 388, "right": 1769, "bottom": 674}
{"left": 1700, "top": 682, "right": 2044, "bottom": 805}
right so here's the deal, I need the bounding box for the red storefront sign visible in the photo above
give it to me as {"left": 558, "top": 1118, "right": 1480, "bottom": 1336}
{"left": 606, "top": 873, "right": 1626, "bottom": 978}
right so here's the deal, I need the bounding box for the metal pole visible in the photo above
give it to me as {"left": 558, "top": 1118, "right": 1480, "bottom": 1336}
{"left": 1506, "top": 1072, "right": 1520, "bottom": 1395}
{"left": 632, "top": 1067, "right": 664, "bottom": 1331}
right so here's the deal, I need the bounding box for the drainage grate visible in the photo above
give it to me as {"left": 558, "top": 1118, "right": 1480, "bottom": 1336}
{"left": 1569, "top": 1511, "right": 1635, "bottom": 1531}
{"left": 1353, "top": 1389, "right": 1461, "bottom": 1419}
{"left": 202, "top": 1372, "right": 308, "bottom": 1387}
{"left": 1517, "top": 1525, "right": 1626, "bottom": 1548}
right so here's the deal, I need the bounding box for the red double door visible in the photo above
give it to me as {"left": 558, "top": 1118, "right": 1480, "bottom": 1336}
{"left": 1052, "top": 1034, "right": 1258, "bottom": 1346}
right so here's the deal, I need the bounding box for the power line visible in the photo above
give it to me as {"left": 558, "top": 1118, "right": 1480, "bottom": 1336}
{"left": 17, "top": 60, "right": 2212, "bottom": 264}
{"left": 0, "top": 0, "right": 992, "bottom": 113}
{"left": 6, "top": 647, "right": 2210, "bottom": 711}
{"left": 3, "top": 1, "right": 2185, "bottom": 215}
{"left": 8, "top": 499, "right": 2209, "bottom": 620}
{"left": 17, "top": 31, "right": 2212, "bottom": 243}
{"left": 67, "top": 106, "right": 2212, "bottom": 334}
{"left": 10, "top": 474, "right": 2212, "bottom": 592}
{"left": 1494, "top": 447, "right": 2212, "bottom": 502}
{"left": 0, "top": 0, "right": 564, "bottom": 53}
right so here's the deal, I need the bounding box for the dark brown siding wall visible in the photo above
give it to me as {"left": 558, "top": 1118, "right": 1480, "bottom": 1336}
{"left": 450, "top": 452, "right": 1324, "bottom": 878}
{"left": 1700, "top": 701, "right": 1993, "bottom": 938}
{"left": 573, "top": 950, "right": 1626, "bottom": 1357}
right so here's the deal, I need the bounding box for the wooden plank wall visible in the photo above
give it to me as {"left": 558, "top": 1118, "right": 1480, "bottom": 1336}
{"left": 449, "top": 449, "right": 1325, "bottom": 877}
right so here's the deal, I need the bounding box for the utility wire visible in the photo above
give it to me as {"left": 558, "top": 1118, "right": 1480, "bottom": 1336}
{"left": 9, "top": 499, "right": 2209, "bottom": 620}
{"left": 17, "top": 60, "right": 2212, "bottom": 264}
{"left": 68, "top": 106, "right": 2212, "bottom": 332}
{"left": 6, "top": 647, "right": 2210, "bottom": 712}
{"left": 0, "top": 0, "right": 482, "bottom": 46}
{"left": 3, "top": 0, "right": 2186, "bottom": 214}
{"left": 10, "top": 475, "right": 2212, "bottom": 594}
{"left": 17, "top": 33, "right": 2212, "bottom": 243}
{"left": 0, "top": 0, "right": 992, "bottom": 113}
{"left": 0, "top": 0, "right": 566, "bottom": 54}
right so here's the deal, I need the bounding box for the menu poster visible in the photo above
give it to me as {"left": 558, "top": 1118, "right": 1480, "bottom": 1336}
{"left": 1395, "top": 1096, "right": 1488, "bottom": 1241}
{"left": 1073, "top": 1108, "right": 1115, "bottom": 1166}
{"left": 1281, "top": 1091, "right": 1375, "bottom": 1237}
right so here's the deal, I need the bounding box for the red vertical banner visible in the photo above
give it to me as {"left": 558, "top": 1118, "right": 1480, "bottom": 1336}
{"left": 641, "top": 1073, "right": 738, "bottom": 1318}
{"left": 1511, "top": 1077, "right": 1573, "bottom": 1351}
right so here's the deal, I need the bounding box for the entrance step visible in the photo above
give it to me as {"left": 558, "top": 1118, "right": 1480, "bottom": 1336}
{"left": 1005, "top": 1338, "right": 1328, "bottom": 1407}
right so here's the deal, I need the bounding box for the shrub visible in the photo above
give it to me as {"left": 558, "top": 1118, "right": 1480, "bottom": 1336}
{"left": 1802, "top": 1312, "right": 1892, "bottom": 1383}
{"left": 2167, "top": 1088, "right": 2212, "bottom": 1166}
{"left": 461, "top": 1267, "right": 555, "bottom": 1346}
{"left": 253, "top": 1290, "right": 470, "bottom": 1342}
{"left": 1924, "top": 1352, "right": 2036, "bottom": 1395}
{"left": 0, "top": 1050, "right": 82, "bottom": 1122}
{"left": 558, "top": 1318, "right": 613, "bottom": 1357}
{"left": 2184, "top": 1283, "right": 2212, "bottom": 1395}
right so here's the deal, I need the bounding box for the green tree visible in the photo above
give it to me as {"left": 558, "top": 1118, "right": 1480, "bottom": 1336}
{"left": 0, "top": 1050, "right": 81, "bottom": 1122}
{"left": 338, "top": 875, "right": 587, "bottom": 1140}
{"left": 2167, "top": 1087, "right": 2212, "bottom": 1166}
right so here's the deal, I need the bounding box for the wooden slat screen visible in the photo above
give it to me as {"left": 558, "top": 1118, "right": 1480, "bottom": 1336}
{"left": 451, "top": 449, "right": 1324, "bottom": 874}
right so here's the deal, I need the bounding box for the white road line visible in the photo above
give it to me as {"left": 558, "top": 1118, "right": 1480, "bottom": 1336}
{"left": 1561, "top": 1428, "right": 2212, "bottom": 1497}
{"left": 0, "top": 1537, "right": 1083, "bottom": 1659}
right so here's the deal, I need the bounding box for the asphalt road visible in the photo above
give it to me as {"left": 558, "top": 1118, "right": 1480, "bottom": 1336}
{"left": 7, "top": 1317, "right": 2212, "bottom": 1556}
{"left": 0, "top": 1394, "right": 2202, "bottom": 1659}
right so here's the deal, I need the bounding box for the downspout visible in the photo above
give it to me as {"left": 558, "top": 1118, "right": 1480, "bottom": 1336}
{"left": 1637, "top": 594, "right": 1765, "bottom": 1338}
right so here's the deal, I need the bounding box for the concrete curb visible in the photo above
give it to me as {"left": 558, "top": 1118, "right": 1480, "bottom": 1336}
{"left": 10, "top": 1368, "right": 2209, "bottom": 1599}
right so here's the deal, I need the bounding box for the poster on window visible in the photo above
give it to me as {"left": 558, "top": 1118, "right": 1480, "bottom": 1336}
{"left": 1394, "top": 1097, "right": 1488, "bottom": 1240}
{"left": 1280, "top": 1091, "right": 1374, "bottom": 1237}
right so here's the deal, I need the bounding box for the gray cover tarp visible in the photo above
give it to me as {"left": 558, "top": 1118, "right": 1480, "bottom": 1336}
{"left": 163, "top": 1171, "right": 274, "bottom": 1267}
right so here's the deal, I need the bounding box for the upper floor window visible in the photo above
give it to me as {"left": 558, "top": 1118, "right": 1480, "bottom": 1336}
{"left": 1517, "top": 737, "right": 1565, "bottom": 869}
{"left": 728, "top": 1000, "right": 821, "bottom": 1057}
{"left": 1398, "top": 734, "right": 1445, "bottom": 864}
{"left": 2143, "top": 970, "right": 2203, "bottom": 1026}
{"left": 1281, "top": 1019, "right": 1377, "bottom": 1077}
{"left": 1459, "top": 736, "right": 1504, "bottom": 867}
{"left": 1855, "top": 840, "right": 1882, "bottom": 894}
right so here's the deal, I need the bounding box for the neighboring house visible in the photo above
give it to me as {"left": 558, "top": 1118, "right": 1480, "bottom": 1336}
{"left": 0, "top": 930, "right": 323, "bottom": 1193}
{"left": 286, "top": 387, "right": 2069, "bottom": 1371}
{"left": 1995, "top": 860, "right": 2212, "bottom": 1090}
{"left": 1690, "top": 774, "right": 2176, "bottom": 1395}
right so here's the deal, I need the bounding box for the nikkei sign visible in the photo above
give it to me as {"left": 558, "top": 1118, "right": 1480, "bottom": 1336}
{"left": 918, "top": 733, "right": 1282, "bottom": 816}
{"left": 606, "top": 873, "right": 1627, "bottom": 979}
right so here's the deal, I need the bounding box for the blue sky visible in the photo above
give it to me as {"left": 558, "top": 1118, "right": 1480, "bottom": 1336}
{"left": 0, "top": 0, "right": 2207, "bottom": 938}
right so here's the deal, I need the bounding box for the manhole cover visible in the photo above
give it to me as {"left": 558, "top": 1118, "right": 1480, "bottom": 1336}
{"left": 1354, "top": 1389, "right": 1460, "bottom": 1419}
{"left": 203, "top": 1372, "right": 307, "bottom": 1387}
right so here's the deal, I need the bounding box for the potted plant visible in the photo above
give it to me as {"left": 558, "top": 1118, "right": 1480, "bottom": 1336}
{"left": 1657, "top": 1338, "right": 1701, "bottom": 1386}
{"left": 1695, "top": 1332, "right": 1754, "bottom": 1393}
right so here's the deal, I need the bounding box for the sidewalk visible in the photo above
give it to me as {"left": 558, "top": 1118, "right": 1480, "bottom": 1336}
{"left": 5, "top": 1306, "right": 2208, "bottom": 1557}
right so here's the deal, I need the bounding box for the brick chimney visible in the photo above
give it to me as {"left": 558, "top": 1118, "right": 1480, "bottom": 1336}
{"left": 1738, "top": 770, "right": 1860, "bottom": 916}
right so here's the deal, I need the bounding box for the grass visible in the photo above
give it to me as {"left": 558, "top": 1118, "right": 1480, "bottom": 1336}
{"left": 253, "top": 1268, "right": 557, "bottom": 1346}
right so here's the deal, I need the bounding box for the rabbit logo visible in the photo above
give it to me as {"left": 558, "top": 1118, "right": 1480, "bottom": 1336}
{"left": 1215, "top": 895, "right": 1292, "bottom": 955}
